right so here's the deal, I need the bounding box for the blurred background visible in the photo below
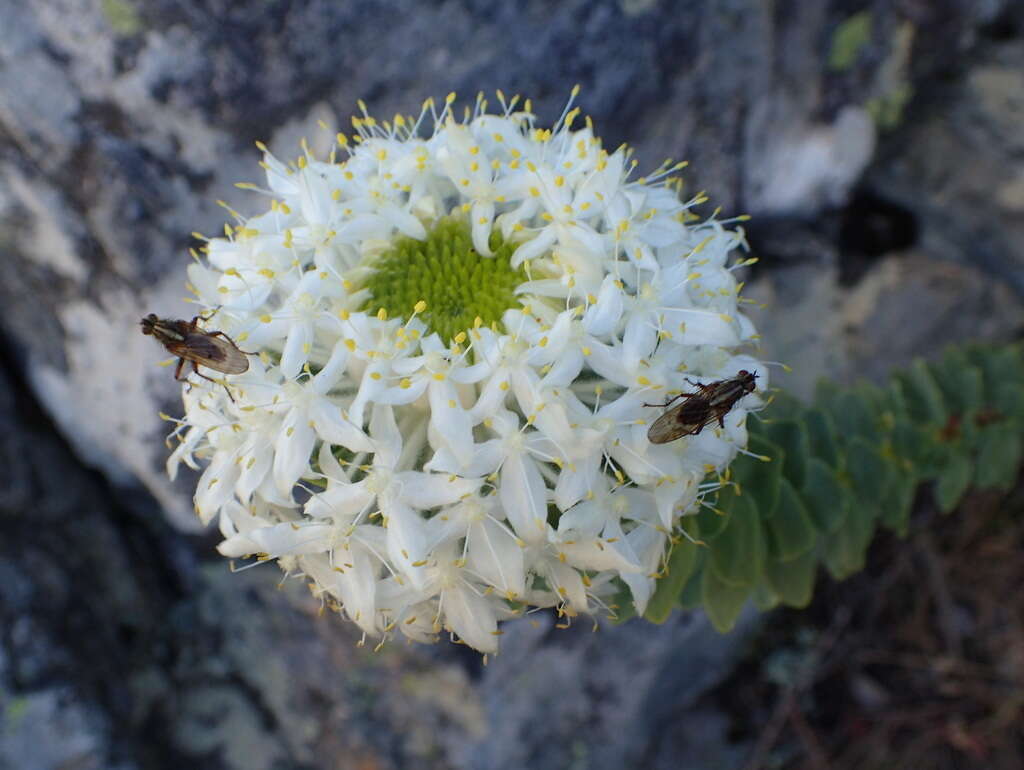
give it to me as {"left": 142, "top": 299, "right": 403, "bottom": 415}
{"left": 1, "top": 1, "right": 1022, "bottom": 768}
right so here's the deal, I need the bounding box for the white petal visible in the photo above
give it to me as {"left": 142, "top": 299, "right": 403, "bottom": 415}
{"left": 274, "top": 410, "right": 316, "bottom": 494}
{"left": 280, "top": 321, "right": 313, "bottom": 380}
{"left": 499, "top": 452, "right": 548, "bottom": 544}
{"left": 309, "top": 398, "right": 374, "bottom": 452}
{"left": 368, "top": 403, "right": 402, "bottom": 468}
{"left": 333, "top": 544, "right": 381, "bottom": 635}
{"left": 424, "top": 439, "right": 503, "bottom": 477}
{"left": 510, "top": 227, "right": 557, "bottom": 268}
{"left": 195, "top": 449, "right": 241, "bottom": 525}
{"left": 466, "top": 517, "right": 526, "bottom": 598}
{"left": 443, "top": 582, "right": 498, "bottom": 653}
{"left": 381, "top": 202, "right": 427, "bottom": 240}
{"left": 640, "top": 216, "right": 686, "bottom": 247}
{"left": 548, "top": 561, "right": 588, "bottom": 612}
{"left": 255, "top": 521, "right": 332, "bottom": 556}
{"left": 471, "top": 200, "right": 495, "bottom": 257}
{"left": 553, "top": 457, "right": 599, "bottom": 512}
{"left": 556, "top": 498, "right": 605, "bottom": 537}
{"left": 622, "top": 572, "right": 655, "bottom": 617}
{"left": 663, "top": 308, "right": 740, "bottom": 347}
{"left": 346, "top": 363, "right": 388, "bottom": 429}
{"left": 311, "top": 340, "right": 350, "bottom": 394}
{"left": 235, "top": 441, "right": 273, "bottom": 502}
{"left": 541, "top": 348, "right": 583, "bottom": 387}
{"left": 396, "top": 471, "right": 482, "bottom": 509}
{"left": 470, "top": 368, "right": 511, "bottom": 422}
{"left": 304, "top": 479, "right": 374, "bottom": 520}
{"left": 558, "top": 533, "right": 640, "bottom": 573}
{"left": 335, "top": 213, "right": 391, "bottom": 243}
{"left": 622, "top": 311, "right": 657, "bottom": 368}
{"left": 377, "top": 376, "right": 431, "bottom": 405}
{"left": 429, "top": 382, "right": 473, "bottom": 459}
{"left": 383, "top": 496, "right": 430, "bottom": 589}
{"left": 586, "top": 340, "right": 633, "bottom": 387}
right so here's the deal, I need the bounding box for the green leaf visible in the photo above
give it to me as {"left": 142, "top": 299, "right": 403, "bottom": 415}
{"left": 856, "top": 381, "right": 889, "bottom": 419}
{"left": 702, "top": 567, "right": 751, "bottom": 632}
{"left": 879, "top": 469, "right": 915, "bottom": 535}
{"left": 763, "top": 390, "right": 805, "bottom": 421}
{"left": 822, "top": 500, "right": 874, "bottom": 579}
{"left": 751, "top": 583, "right": 780, "bottom": 611}
{"left": 891, "top": 418, "right": 930, "bottom": 473}
{"left": 708, "top": 493, "right": 765, "bottom": 587}
{"left": 847, "top": 436, "right": 891, "bottom": 503}
{"left": 761, "top": 419, "right": 810, "bottom": 489}
{"left": 935, "top": 453, "right": 972, "bottom": 513}
{"left": 975, "top": 426, "right": 1022, "bottom": 491}
{"left": 894, "top": 360, "right": 947, "bottom": 426}
{"left": 764, "top": 549, "right": 817, "bottom": 608}
{"left": 695, "top": 496, "right": 731, "bottom": 541}
{"left": 731, "top": 434, "right": 782, "bottom": 518}
{"left": 970, "top": 346, "right": 1024, "bottom": 413}
{"left": 766, "top": 478, "right": 818, "bottom": 561}
{"left": 609, "top": 581, "right": 637, "bottom": 624}
{"left": 803, "top": 409, "right": 841, "bottom": 468}
{"left": 828, "top": 390, "right": 879, "bottom": 443}
{"left": 935, "top": 350, "right": 985, "bottom": 413}
{"left": 678, "top": 549, "right": 707, "bottom": 609}
{"left": 992, "top": 382, "right": 1024, "bottom": 420}
{"left": 814, "top": 379, "right": 843, "bottom": 410}
{"left": 801, "top": 458, "right": 850, "bottom": 533}
{"left": 644, "top": 539, "right": 700, "bottom": 624}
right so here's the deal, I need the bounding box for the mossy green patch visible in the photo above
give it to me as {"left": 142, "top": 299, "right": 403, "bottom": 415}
{"left": 102, "top": 0, "right": 141, "bottom": 35}
{"left": 829, "top": 11, "right": 872, "bottom": 71}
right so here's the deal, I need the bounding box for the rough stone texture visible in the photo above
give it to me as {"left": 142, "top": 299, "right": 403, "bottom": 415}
{"left": 1, "top": 1, "right": 1022, "bottom": 768}
{"left": 748, "top": 251, "right": 1024, "bottom": 399}
{"left": 865, "top": 7, "right": 1024, "bottom": 299}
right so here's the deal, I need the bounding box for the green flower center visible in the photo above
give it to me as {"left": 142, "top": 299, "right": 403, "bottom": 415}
{"left": 363, "top": 217, "right": 527, "bottom": 342}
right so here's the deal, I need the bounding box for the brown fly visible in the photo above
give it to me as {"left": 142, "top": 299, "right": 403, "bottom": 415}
{"left": 646, "top": 370, "right": 758, "bottom": 444}
{"left": 140, "top": 311, "right": 250, "bottom": 399}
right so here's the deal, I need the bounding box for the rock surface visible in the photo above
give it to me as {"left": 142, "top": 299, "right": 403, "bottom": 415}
{"left": 1, "top": 1, "right": 1021, "bottom": 768}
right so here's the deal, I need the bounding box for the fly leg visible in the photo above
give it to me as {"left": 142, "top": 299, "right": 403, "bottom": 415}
{"left": 643, "top": 391, "right": 695, "bottom": 409}
{"left": 685, "top": 377, "right": 717, "bottom": 396}
{"left": 204, "top": 329, "right": 256, "bottom": 356}
{"left": 189, "top": 361, "right": 237, "bottom": 403}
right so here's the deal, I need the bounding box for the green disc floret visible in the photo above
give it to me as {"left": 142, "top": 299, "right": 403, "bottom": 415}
{"left": 363, "top": 217, "right": 527, "bottom": 342}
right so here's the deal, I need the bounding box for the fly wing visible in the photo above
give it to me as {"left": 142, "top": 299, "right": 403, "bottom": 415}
{"left": 647, "top": 402, "right": 714, "bottom": 444}
{"left": 177, "top": 333, "right": 250, "bottom": 374}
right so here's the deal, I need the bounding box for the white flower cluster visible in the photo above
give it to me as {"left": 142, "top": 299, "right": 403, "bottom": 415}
{"left": 168, "top": 90, "right": 765, "bottom": 653}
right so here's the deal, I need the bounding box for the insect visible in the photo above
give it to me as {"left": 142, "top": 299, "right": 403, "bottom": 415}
{"left": 646, "top": 370, "right": 758, "bottom": 444}
{"left": 140, "top": 312, "right": 250, "bottom": 398}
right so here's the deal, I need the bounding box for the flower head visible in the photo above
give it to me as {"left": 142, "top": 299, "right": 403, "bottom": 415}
{"left": 170, "top": 89, "right": 764, "bottom": 653}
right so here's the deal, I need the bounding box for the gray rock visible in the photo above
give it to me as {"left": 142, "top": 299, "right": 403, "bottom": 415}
{"left": 1, "top": 1, "right": 1021, "bottom": 768}
{"left": 865, "top": 30, "right": 1024, "bottom": 299}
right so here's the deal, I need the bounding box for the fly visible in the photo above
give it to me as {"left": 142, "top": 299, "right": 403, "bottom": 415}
{"left": 141, "top": 311, "right": 250, "bottom": 399}
{"left": 646, "top": 370, "right": 758, "bottom": 444}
